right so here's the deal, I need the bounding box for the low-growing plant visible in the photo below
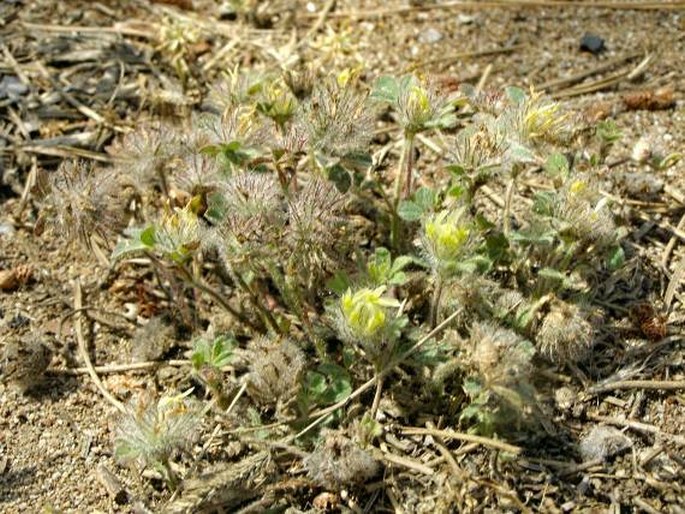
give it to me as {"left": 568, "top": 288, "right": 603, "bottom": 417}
{"left": 38, "top": 63, "right": 658, "bottom": 503}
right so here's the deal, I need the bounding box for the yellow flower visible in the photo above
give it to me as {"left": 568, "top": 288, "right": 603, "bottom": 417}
{"left": 424, "top": 209, "right": 471, "bottom": 263}
{"left": 341, "top": 286, "right": 399, "bottom": 340}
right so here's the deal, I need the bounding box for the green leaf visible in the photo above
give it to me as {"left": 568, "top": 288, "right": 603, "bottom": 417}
{"left": 446, "top": 164, "right": 467, "bottom": 178}
{"left": 388, "top": 272, "right": 407, "bottom": 286}
{"left": 596, "top": 120, "right": 622, "bottom": 143}
{"left": 543, "top": 152, "right": 569, "bottom": 179}
{"left": 485, "top": 232, "right": 509, "bottom": 262}
{"left": 462, "top": 377, "right": 483, "bottom": 397}
{"left": 326, "top": 271, "right": 351, "bottom": 295}
{"left": 607, "top": 245, "right": 625, "bottom": 270}
{"left": 537, "top": 267, "right": 568, "bottom": 288}
{"left": 111, "top": 226, "right": 156, "bottom": 261}
{"left": 191, "top": 335, "right": 235, "bottom": 370}
{"left": 370, "top": 76, "right": 400, "bottom": 104}
{"left": 326, "top": 163, "right": 352, "bottom": 193}
{"left": 507, "top": 140, "right": 539, "bottom": 164}
{"left": 140, "top": 226, "right": 157, "bottom": 247}
{"left": 205, "top": 192, "right": 228, "bottom": 223}
{"left": 532, "top": 191, "right": 555, "bottom": 216}
{"left": 391, "top": 255, "right": 414, "bottom": 274}
{"left": 455, "top": 255, "right": 492, "bottom": 274}
{"left": 341, "top": 151, "right": 373, "bottom": 171}
{"left": 414, "top": 186, "right": 436, "bottom": 211}
{"left": 509, "top": 226, "right": 556, "bottom": 246}
{"left": 397, "top": 200, "right": 423, "bottom": 221}
{"left": 367, "top": 247, "right": 392, "bottom": 284}
{"left": 304, "top": 363, "right": 352, "bottom": 405}
{"left": 447, "top": 184, "right": 466, "bottom": 199}
{"left": 505, "top": 86, "right": 527, "bottom": 105}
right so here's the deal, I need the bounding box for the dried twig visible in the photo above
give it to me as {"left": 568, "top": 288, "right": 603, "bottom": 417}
{"left": 304, "top": 1, "right": 685, "bottom": 19}
{"left": 538, "top": 52, "right": 641, "bottom": 92}
{"left": 376, "top": 449, "right": 435, "bottom": 476}
{"left": 399, "top": 426, "right": 522, "bottom": 455}
{"left": 51, "top": 359, "right": 190, "bottom": 375}
{"left": 664, "top": 253, "right": 685, "bottom": 311}
{"left": 589, "top": 379, "right": 685, "bottom": 394}
{"left": 73, "top": 279, "right": 126, "bottom": 413}
{"left": 553, "top": 54, "right": 652, "bottom": 99}
{"left": 588, "top": 414, "right": 685, "bottom": 447}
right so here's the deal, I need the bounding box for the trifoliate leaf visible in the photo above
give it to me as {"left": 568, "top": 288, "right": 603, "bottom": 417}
{"left": 398, "top": 200, "right": 424, "bottom": 221}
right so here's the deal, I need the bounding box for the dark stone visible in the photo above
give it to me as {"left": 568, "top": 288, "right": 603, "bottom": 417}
{"left": 580, "top": 33, "right": 605, "bottom": 55}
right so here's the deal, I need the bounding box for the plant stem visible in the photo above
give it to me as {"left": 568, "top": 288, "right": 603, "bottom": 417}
{"left": 430, "top": 274, "right": 443, "bottom": 328}
{"left": 503, "top": 177, "right": 516, "bottom": 237}
{"left": 390, "top": 132, "right": 416, "bottom": 250}
{"left": 371, "top": 374, "right": 384, "bottom": 419}
{"left": 159, "top": 456, "right": 179, "bottom": 491}
{"left": 175, "top": 263, "right": 258, "bottom": 332}
{"left": 229, "top": 267, "right": 282, "bottom": 335}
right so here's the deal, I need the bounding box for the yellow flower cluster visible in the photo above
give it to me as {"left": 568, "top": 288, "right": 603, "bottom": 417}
{"left": 424, "top": 209, "right": 471, "bottom": 264}
{"left": 340, "top": 286, "right": 400, "bottom": 341}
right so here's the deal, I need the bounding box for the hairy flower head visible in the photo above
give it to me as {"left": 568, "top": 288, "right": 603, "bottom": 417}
{"left": 555, "top": 174, "right": 616, "bottom": 249}
{"left": 536, "top": 300, "right": 595, "bottom": 364}
{"left": 339, "top": 286, "right": 400, "bottom": 343}
{"left": 421, "top": 207, "right": 473, "bottom": 275}
{"left": 43, "top": 160, "right": 126, "bottom": 247}
{"left": 516, "top": 87, "right": 571, "bottom": 144}
{"left": 154, "top": 204, "right": 202, "bottom": 263}
{"left": 115, "top": 389, "right": 200, "bottom": 471}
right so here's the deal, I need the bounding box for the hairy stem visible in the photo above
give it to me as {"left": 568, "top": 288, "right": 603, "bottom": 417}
{"left": 228, "top": 265, "right": 282, "bottom": 335}
{"left": 371, "top": 374, "right": 384, "bottom": 420}
{"left": 390, "top": 132, "right": 416, "bottom": 250}
{"left": 175, "top": 263, "right": 258, "bottom": 332}
{"left": 503, "top": 177, "right": 516, "bottom": 238}
{"left": 430, "top": 274, "right": 443, "bottom": 328}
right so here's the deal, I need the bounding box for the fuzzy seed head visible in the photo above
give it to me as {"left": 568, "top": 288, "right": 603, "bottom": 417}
{"left": 244, "top": 337, "right": 306, "bottom": 408}
{"left": 555, "top": 174, "right": 617, "bottom": 249}
{"left": 305, "top": 431, "right": 379, "bottom": 490}
{"left": 580, "top": 425, "right": 632, "bottom": 462}
{"left": 130, "top": 317, "right": 175, "bottom": 363}
{"left": 44, "top": 160, "right": 125, "bottom": 246}
{"left": 108, "top": 122, "right": 180, "bottom": 190}
{"left": 154, "top": 204, "right": 202, "bottom": 262}
{"left": 114, "top": 390, "right": 200, "bottom": 468}
{"left": 537, "top": 300, "right": 594, "bottom": 363}
{"left": 285, "top": 176, "right": 347, "bottom": 273}
{"left": 302, "top": 79, "right": 374, "bottom": 158}
{"left": 467, "top": 322, "right": 533, "bottom": 388}
{"left": 395, "top": 76, "right": 453, "bottom": 134}
{"left": 256, "top": 79, "right": 297, "bottom": 127}
{"left": 212, "top": 173, "right": 285, "bottom": 261}
{"left": 451, "top": 119, "right": 507, "bottom": 174}
{"left": 631, "top": 137, "right": 652, "bottom": 164}
{"left": 516, "top": 88, "right": 571, "bottom": 144}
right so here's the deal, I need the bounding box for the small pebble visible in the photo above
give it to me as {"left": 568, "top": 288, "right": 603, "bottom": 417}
{"left": 418, "top": 27, "right": 443, "bottom": 44}
{"left": 580, "top": 33, "right": 605, "bottom": 55}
